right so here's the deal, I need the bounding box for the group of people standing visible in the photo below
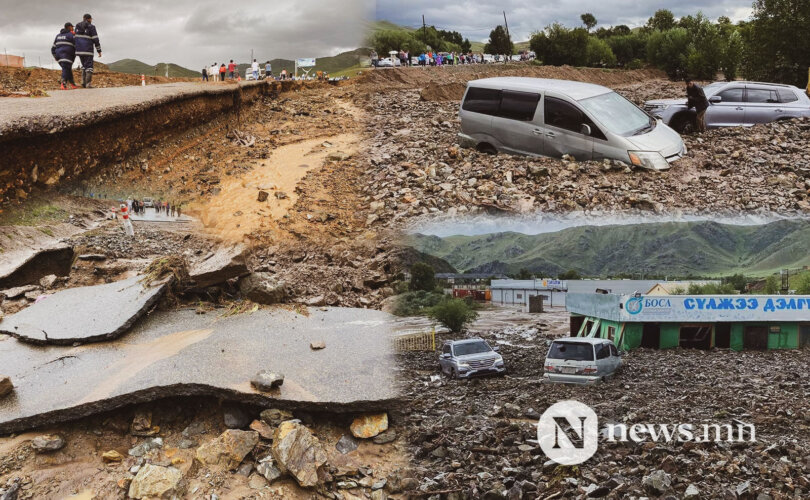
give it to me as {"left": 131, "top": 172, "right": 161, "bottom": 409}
{"left": 202, "top": 60, "right": 237, "bottom": 82}
{"left": 371, "top": 49, "right": 494, "bottom": 68}
{"left": 51, "top": 13, "right": 102, "bottom": 89}
{"left": 201, "top": 59, "right": 285, "bottom": 82}
{"left": 127, "top": 199, "right": 182, "bottom": 218}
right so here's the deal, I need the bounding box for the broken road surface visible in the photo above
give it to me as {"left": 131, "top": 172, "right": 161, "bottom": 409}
{"left": 0, "top": 307, "right": 399, "bottom": 434}
{"left": 0, "top": 275, "right": 168, "bottom": 345}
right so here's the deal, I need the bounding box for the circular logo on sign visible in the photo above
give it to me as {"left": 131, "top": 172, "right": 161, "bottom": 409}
{"left": 537, "top": 400, "right": 599, "bottom": 465}
{"left": 625, "top": 297, "right": 643, "bottom": 315}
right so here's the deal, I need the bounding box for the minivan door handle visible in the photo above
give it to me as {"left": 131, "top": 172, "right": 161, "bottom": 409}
{"left": 532, "top": 128, "right": 543, "bottom": 136}
{"left": 775, "top": 108, "right": 784, "bottom": 112}
{"left": 545, "top": 132, "right": 556, "bottom": 138}
{"left": 735, "top": 106, "right": 744, "bottom": 111}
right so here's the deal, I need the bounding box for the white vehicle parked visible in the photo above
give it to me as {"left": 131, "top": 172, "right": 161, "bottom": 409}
{"left": 543, "top": 337, "right": 622, "bottom": 384}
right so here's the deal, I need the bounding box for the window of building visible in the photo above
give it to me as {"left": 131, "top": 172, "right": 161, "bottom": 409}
{"left": 516, "top": 293, "right": 523, "bottom": 299}
{"left": 607, "top": 326, "right": 616, "bottom": 342}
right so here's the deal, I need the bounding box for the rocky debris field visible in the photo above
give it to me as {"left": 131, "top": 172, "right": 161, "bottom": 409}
{"left": 0, "top": 398, "right": 411, "bottom": 499}
{"left": 397, "top": 311, "right": 810, "bottom": 499}
{"left": 360, "top": 84, "right": 810, "bottom": 228}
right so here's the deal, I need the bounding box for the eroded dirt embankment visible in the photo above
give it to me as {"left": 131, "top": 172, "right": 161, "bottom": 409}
{"left": 359, "top": 63, "right": 667, "bottom": 99}
{"left": 0, "top": 81, "right": 325, "bottom": 205}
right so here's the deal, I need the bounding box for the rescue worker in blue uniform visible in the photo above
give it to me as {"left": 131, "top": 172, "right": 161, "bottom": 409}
{"left": 51, "top": 22, "right": 77, "bottom": 90}
{"left": 74, "top": 13, "right": 102, "bottom": 88}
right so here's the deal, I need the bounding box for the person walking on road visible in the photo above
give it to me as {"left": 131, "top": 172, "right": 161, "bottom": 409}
{"left": 52, "top": 22, "right": 78, "bottom": 89}
{"left": 265, "top": 61, "right": 272, "bottom": 79}
{"left": 228, "top": 60, "right": 236, "bottom": 80}
{"left": 74, "top": 13, "right": 101, "bottom": 88}
{"left": 686, "top": 78, "right": 709, "bottom": 133}
{"left": 251, "top": 59, "right": 259, "bottom": 80}
{"left": 201, "top": 66, "right": 208, "bottom": 82}
{"left": 219, "top": 63, "right": 226, "bottom": 82}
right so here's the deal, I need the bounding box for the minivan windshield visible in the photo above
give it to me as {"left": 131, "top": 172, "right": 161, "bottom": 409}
{"left": 547, "top": 341, "right": 595, "bottom": 361}
{"left": 579, "top": 91, "right": 653, "bottom": 136}
{"left": 454, "top": 341, "right": 491, "bottom": 356}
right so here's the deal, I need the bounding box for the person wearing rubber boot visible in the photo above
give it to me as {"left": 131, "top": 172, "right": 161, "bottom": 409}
{"left": 51, "top": 22, "right": 78, "bottom": 89}
{"left": 75, "top": 13, "right": 102, "bottom": 88}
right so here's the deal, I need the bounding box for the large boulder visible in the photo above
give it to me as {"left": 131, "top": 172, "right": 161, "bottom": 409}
{"left": 31, "top": 434, "right": 66, "bottom": 453}
{"left": 239, "top": 272, "right": 286, "bottom": 304}
{"left": 128, "top": 464, "right": 184, "bottom": 499}
{"left": 271, "top": 421, "right": 327, "bottom": 488}
{"left": 189, "top": 245, "right": 250, "bottom": 288}
{"left": 251, "top": 370, "right": 284, "bottom": 391}
{"left": 195, "top": 429, "right": 259, "bottom": 470}
{"left": 350, "top": 413, "right": 389, "bottom": 439}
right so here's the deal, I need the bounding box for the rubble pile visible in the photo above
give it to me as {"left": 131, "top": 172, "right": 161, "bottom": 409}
{"left": 361, "top": 88, "right": 810, "bottom": 226}
{"left": 0, "top": 399, "right": 413, "bottom": 499}
{"left": 397, "top": 320, "right": 810, "bottom": 498}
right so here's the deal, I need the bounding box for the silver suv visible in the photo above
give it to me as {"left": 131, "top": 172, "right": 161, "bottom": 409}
{"left": 439, "top": 338, "right": 506, "bottom": 379}
{"left": 644, "top": 81, "right": 810, "bottom": 133}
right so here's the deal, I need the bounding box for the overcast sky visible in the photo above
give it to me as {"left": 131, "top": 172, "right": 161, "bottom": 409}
{"left": 0, "top": 0, "right": 373, "bottom": 70}
{"left": 375, "top": 0, "right": 755, "bottom": 44}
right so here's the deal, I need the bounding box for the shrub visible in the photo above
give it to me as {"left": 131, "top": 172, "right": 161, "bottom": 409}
{"left": 392, "top": 290, "right": 445, "bottom": 317}
{"left": 428, "top": 298, "right": 478, "bottom": 332}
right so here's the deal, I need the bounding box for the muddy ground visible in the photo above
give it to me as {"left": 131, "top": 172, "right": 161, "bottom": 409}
{"left": 397, "top": 306, "right": 810, "bottom": 499}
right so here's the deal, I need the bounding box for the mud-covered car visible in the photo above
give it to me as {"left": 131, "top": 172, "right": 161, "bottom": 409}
{"left": 439, "top": 338, "right": 506, "bottom": 378}
{"left": 644, "top": 81, "right": 810, "bottom": 133}
{"left": 543, "top": 337, "right": 622, "bottom": 384}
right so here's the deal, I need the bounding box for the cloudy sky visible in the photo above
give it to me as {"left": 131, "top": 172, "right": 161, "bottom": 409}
{"left": 375, "top": 0, "right": 755, "bottom": 43}
{"left": 0, "top": 0, "right": 373, "bottom": 70}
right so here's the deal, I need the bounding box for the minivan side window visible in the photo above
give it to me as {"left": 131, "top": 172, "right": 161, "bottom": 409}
{"left": 499, "top": 90, "right": 540, "bottom": 121}
{"left": 442, "top": 344, "right": 451, "bottom": 355}
{"left": 609, "top": 344, "right": 619, "bottom": 357}
{"left": 462, "top": 87, "right": 501, "bottom": 115}
{"left": 545, "top": 96, "right": 583, "bottom": 132}
{"left": 717, "top": 88, "right": 744, "bottom": 102}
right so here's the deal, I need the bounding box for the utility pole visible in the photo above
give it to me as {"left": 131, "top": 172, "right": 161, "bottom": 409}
{"left": 503, "top": 10, "right": 511, "bottom": 59}
{"left": 422, "top": 15, "right": 427, "bottom": 45}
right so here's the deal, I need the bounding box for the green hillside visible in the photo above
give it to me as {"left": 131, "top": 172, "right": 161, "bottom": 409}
{"left": 404, "top": 220, "right": 810, "bottom": 279}
{"left": 236, "top": 48, "right": 370, "bottom": 77}
{"left": 108, "top": 59, "right": 199, "bottom": 78}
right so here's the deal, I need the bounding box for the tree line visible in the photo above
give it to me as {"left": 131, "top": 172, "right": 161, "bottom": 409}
{"left": 370, "top": 1, "right": 809, "bottom": 88}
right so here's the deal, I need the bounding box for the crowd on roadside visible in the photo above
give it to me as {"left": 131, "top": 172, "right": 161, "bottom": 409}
{"left": 370, "top": 49, "right": 534, "bottom": 68}
{"left": 200, "top": 58, "right": 315, "bottom": 82}
{"left": 125, "top": 198, "right": 182, "bottom": 218}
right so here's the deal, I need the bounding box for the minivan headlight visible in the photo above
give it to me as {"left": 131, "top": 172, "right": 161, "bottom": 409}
{"left": 628, "top": 151, "right": 669, "bottom": 171}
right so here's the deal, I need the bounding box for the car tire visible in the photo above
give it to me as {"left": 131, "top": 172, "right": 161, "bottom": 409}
{"left": 671, "top": 114, "right": 696, "bottom": 134}
{"left": 476, "top": 143, "right": 497, "bottom": 155}
{"left": 450, "top": 368, "right": 458, "bottom": 379}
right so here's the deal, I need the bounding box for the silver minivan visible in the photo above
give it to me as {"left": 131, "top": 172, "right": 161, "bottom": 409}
{"left": 458, "top": 77, "right": 686, "bottom": 171}
{"left": 543, "top": 337, "right": 622, "bottom": 384}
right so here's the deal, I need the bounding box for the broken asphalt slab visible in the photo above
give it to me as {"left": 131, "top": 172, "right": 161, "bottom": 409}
{"left": 188, "top": 244, "right": 250, "bottom": 288}
{"left": 0, "top": 244, "right": 74, "bottom": 290}
{"left": 0, "top": 275, "right": 168, "bottom": 345}
{"left": 0, "top": 307, "right": 400, "bottom": 434}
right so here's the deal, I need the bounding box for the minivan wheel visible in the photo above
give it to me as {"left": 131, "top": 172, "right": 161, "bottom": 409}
{"left": 476, "top": 143, "right": 497, "bottom": 155}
